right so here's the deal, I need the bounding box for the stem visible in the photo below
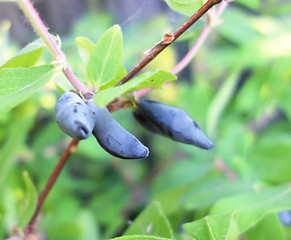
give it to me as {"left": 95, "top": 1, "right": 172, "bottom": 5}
{"left": 215, "top": 159, "right": 237, "bottom": 180}
{"left": 118, "top": 0, "right": 222, "bottom": 85}
{"left": 25, "top": 139, "right": 80, "bottom": 234}
{"left": 16, "top": 0, "right": 87, "bottom": 93}
{"left": 135, "top": 0, "right": 227, "bottom": 98}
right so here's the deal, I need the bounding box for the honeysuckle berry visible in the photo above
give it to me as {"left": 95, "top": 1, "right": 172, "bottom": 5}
{"left": 278, "top": 210, "right": 291, "bottom": 226}
{"left": 87, "top": 99, "right": 149, "bottom": 159}
{"left": 55, "top": 92, "right": 95, "bottom": 140}
{"left": 134, "top": 98, "right": 214, "bottom": 150}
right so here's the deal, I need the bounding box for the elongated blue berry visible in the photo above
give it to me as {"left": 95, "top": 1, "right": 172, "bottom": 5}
{"left": 55, "top": 92, "right": 95, "bottom": 139}
{"left": 278, "top": 210, "right": 291, "bottom": 226}
{"left": 87, "top": 99, "right": 149, "bottom": 159}
{"left": 134, "top": 99, "right": 214, "bottom": 150}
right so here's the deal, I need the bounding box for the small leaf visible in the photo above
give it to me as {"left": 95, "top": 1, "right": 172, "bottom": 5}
{"left": 183, "top": 211, "right": 238, "bottom": 240}
{"left": 87, "top": 25, "right": 123, "bottom": 88}
{"left": 94, "top": 70, "right": 176, "bottom": 107}
{"left": 99, "top": 65, "right": 127, "bottom": 90}
{"left": 18, "top": 171, "right": 38, "bottom": 230}
{"left": 0, "top": 38, "right": 47, "bottom": 69}
{"left": 0, "top": 65, "right": 56, "bottom": 112}
{"left": 76, "top": 36, "right": 95, "bottom": 65}
{"left": 164, "top": 0, "right": 204, "bottom": 16}
{"left": 124, "top": 201, "right": 173, "bottom": 238}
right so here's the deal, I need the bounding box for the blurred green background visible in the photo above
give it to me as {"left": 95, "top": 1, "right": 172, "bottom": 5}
{"left": 1, "top": 0, "right": 291, "bottom": 239}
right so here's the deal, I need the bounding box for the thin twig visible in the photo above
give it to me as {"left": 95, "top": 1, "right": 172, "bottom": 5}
{"left": 118, "top": 0, "right": 223, "bottom": 85}
{"left": 16, "top": 0, "right": 87, "bottom": 93}
{"left": 135, "top": 0, "right": 228, "bottom": 98}
{"left": 24, "top": 139, "right": 80, "bottom": 235}
{"left": 215, "top": 159, "right": 237, "bottom": 180}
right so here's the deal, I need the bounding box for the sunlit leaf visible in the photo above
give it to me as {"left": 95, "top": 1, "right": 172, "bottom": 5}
{"left": 0, "top": 38, "right": 46, "bottom": 69}
{"left": 76, "top": 36, "right": 95, "bottom": 65}
{"left": 94, "top": 70, "right": 176, "bottom": 107}
{"left": 0, "top": 65, "right": 56, "bottom": 112}
{"left": 87, "top": 25, "right": 122, "bottom": 88}
{"left": 99, "top": 65, "right": 127, "bottom": 90}
{"left": 183, "top": 211, "right": 238, "bottom": 240}
{"left": 164, "top": 0, "right": 204, "bottom": 16}
{"left": 211, "top": 185, "right": 291, "bottom": 233}
{"left": 183, "top": 186, "right": 291, "bottom": 240}
{"left": 124, "top": 201, "right": 173, "bottom": 238}
{"left": 243, "top": 213, "right": 285, "bottom": 240}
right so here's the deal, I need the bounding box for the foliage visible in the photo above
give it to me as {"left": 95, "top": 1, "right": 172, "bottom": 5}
{"left": 1, "top": 0, "right": 291, "bottom": 239}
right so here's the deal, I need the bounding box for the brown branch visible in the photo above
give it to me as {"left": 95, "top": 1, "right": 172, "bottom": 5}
{"left": 24, "top": 139, "right": 80, "bottom": 235}
{"left": 118, "top": 0, "right": 222, "bottom": 85}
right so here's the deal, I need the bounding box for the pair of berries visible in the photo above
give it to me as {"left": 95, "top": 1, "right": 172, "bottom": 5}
{"left": 55, "top": 92, "right": 213, "bottom": 159}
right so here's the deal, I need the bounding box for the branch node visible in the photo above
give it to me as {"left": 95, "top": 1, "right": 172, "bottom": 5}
{"left": 162, "top": 32, "right": 175, "bottom": 44}
{"left": 51, "top": 56, "right": 67, "bottom": 71}
{"left": 70, "top": 144, "right": 78, "bottom": 153}
{"left": 144, "top": 32, "right": 175, "bottom": 56}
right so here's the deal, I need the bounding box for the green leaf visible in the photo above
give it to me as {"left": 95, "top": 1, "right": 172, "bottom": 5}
{"left": 76, "top": 36, "right": 95, "bottom": 65}
{"left": 206, "top": 65, "right": 242, "bottom": 138}
{"left": 237, "top": 0, "right": 260, "bottom": 10}
{"left": 78, "top": 210, "right": 101, "bottom": 240}
{"left": 211, "top": 185, "right": 291, "bottom": 233}
{"left": 153, "top": 183, "right": 196, "bottom": 217}
{"left": 18, "top": 171, "right": 38, "bottom": 230}
{"left": 182, "top": 174, "right": 250, "bottom": 211}
{"left": 99, "top": 65, "right": 127, "bottom": 90}
{"left": 183, "top": 211, "right": 238, "bottom": 240}
{"left": 0, "top": 112, "right": 35, "bottom": 190}
{"left": 250, "top": 133, "right": 291, "bottom": 183}
{"left": 243, "top": 213, "right": 285, "bottom": 240}
{"left": 0, "top": 65, "right": 56, "bottom": 112}
{"left": 0, "top": 38, "right": 50, "bottom": 69}
{"left": 216, "top": 9, "right": 259, "bottom": 46}
{"left": 111, "top": 236, "right": 171, "bottom": 240}
{"left": 94, "top": 70, "right": 176, "bottom": 107}
{"left": 164, "top": 0, "right": 204, "bottom": 16}
{"left": 183, "top": 185, "right": 291, "bottom": 240}
{"left": 87, "top": 25, "right": 123, "bottom": 88}
{"left": 124, "top": 201, "right": 173, "bottom": 238}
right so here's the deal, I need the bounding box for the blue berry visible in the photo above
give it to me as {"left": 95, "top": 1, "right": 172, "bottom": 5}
{"left": 134, "top": 99, "right": 214, "bottom": 150}
{"left": 87, "top": 99, "right": 149, "bottom": 159}
{"left": 55, "top": 92, "right": 95, "bottom": 140}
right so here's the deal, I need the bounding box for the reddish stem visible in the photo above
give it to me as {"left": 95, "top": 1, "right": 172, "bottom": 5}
{"left": 17, "top": 0, "right": 87, "bottom": 93}
{"left": 25, "top": 139, "right": 80, "bottom": 234}
{"left": 118, "top": 0, "right": 222, "bottom": 85}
